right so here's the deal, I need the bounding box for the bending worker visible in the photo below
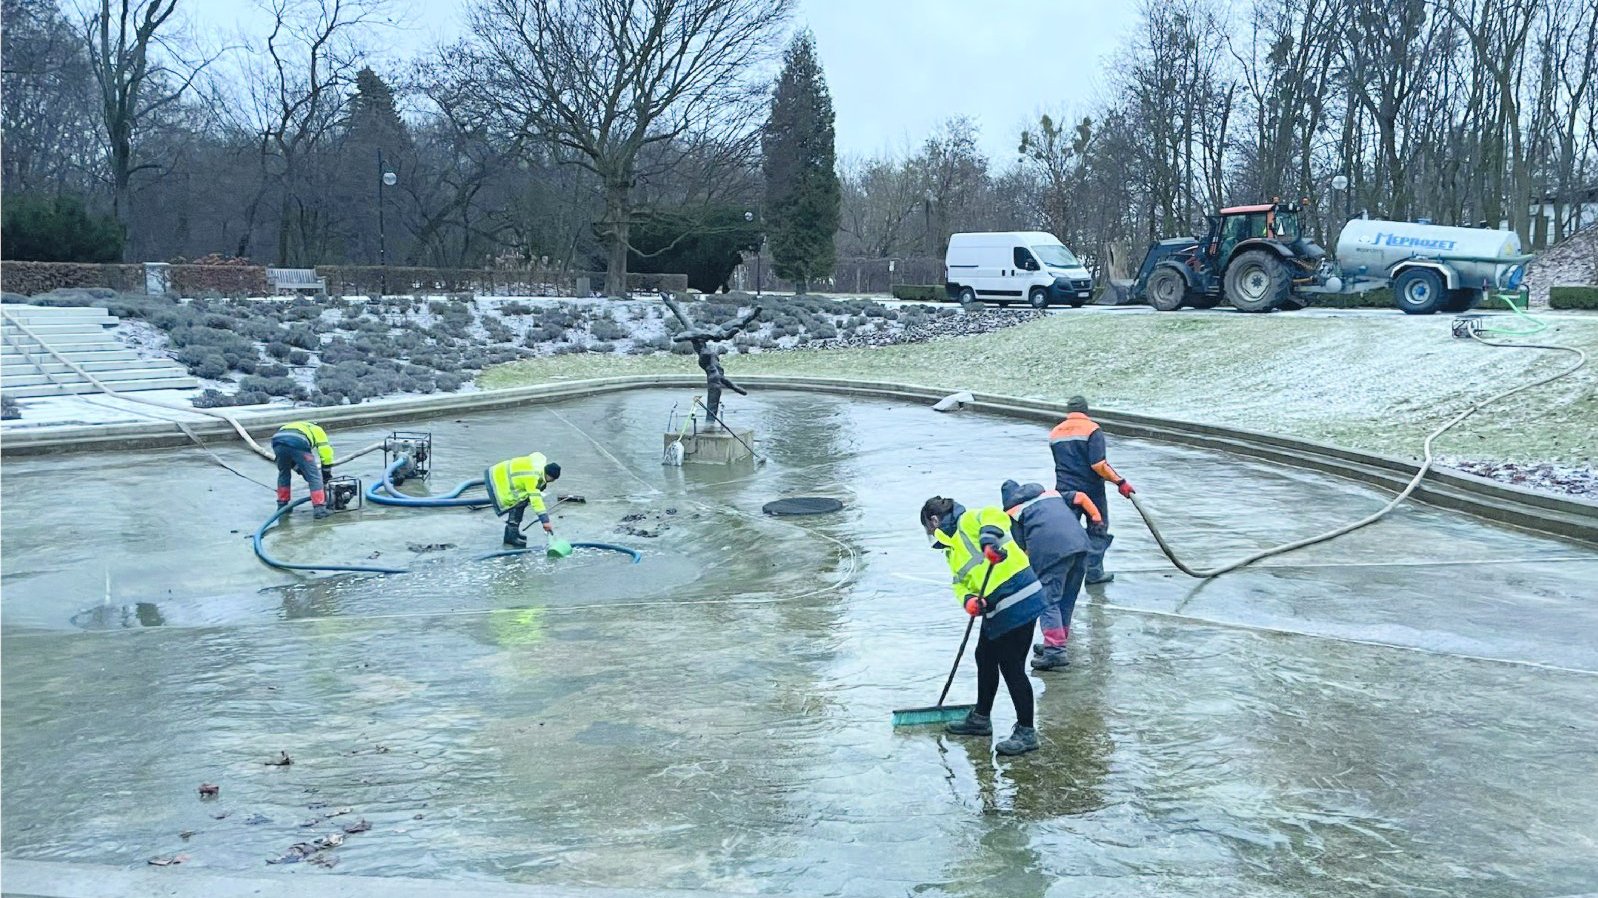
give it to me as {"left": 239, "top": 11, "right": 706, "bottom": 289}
{"left": 485, "top": 452, "right": 562, "bottom": 548}
{"left": 1001, "top": 480, "right": 1103, "bottom": 671}
{"left": 1048, "top": 396, "right": 1135, "bottom": 584}
{"left": 920, "top": 495, "right": 1046, "bottom": 756}
{"left": 273, "top": 420, "right": 334, "bottom": 519}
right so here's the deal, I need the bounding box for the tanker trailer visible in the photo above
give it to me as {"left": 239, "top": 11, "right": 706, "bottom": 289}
{"left": 1333, "top": 220, "right": 1532, "bottom": 315}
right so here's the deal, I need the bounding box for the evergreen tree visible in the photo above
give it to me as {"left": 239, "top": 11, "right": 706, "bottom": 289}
{"left": 335, "top": 67, "right": 414, "bottom": 264}
{"left": 762, "top": 31, "right": 840, "bottom": 294}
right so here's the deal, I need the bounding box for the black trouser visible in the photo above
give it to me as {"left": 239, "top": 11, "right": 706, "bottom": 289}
{"left": 974, "top": 622, "right": 1034, "bottom": 727}
{"left": 505, "top": 501, "right": 527, "bottom": 528}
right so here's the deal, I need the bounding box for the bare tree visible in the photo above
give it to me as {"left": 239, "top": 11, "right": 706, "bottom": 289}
{"left": 458, "top": 0, "right": 791, "bottom": 295}
{"left": 82, "top": 0, "right": 214, "bottom": 255}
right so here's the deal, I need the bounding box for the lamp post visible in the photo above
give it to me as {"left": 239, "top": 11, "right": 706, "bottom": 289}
{"left": 744, "top": 210, "right": 762, "bottom": 296}
{"left": 1331, "top": 174, "right": 1350, "bottom": 229}
{"left": 378, "top": 149, "right": 397, "bottom": 297}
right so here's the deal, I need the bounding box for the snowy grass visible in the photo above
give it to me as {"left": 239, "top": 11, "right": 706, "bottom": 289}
{"left": 481, "top": 310, "right": 1598, "bottom": 467}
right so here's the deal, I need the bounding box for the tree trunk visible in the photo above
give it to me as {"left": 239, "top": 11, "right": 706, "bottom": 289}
{"left": 603, "top": 179, "right": 630, "bottom": 297}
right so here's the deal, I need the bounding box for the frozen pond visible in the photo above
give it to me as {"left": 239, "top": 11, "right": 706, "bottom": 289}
{"left": 3, "top": 389, "right": 1596, "bottom": 896}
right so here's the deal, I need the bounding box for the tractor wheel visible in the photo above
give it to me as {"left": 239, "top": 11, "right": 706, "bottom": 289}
{"left": 1188, "top": 294, "right": 1223, "bottom": 309}
{"left": 1146, "top": 267, "right": 1187, "bottom": 311}
{"left": 1393, "top": 269, "right": 1446, "bottom": 315}
{"left": 1027, "top": 287, "right": 1051, "bottom": 309}
{"left": 1224, "top": 250, "right": 1293, "bottom": 312}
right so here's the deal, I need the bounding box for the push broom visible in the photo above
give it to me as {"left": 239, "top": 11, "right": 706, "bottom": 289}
{"left": 892, "top": 561, "right": 994, "bottom": 727}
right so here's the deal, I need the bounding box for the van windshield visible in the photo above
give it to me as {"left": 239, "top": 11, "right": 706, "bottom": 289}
{"left": 1032, "top": 244, "right": 1079, "bottom": 268}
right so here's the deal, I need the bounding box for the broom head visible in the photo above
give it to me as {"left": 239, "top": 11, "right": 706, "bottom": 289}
{"left": 891, "top": 703, "right": 976, "bottom": 727}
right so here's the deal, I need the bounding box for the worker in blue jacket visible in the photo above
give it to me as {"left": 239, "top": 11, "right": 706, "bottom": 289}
{"left": 921, "top": 495, "right": 1047, "bottom": 756}
{"left": 1001, "top": 480, "right": 1104, "bottom": 670}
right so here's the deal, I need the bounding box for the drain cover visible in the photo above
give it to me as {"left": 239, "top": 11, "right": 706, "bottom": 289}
{"left": 762, "top": 497, "right": 844, "bottom": 516}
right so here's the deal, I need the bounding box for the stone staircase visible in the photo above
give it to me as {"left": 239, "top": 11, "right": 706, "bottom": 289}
{"left": 2, "top": 305, "right": 199, "bottom": 398}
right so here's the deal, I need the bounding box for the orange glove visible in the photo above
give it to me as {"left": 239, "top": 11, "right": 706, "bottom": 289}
{"left": 982, "top": 545, "right": 1006, "bottom": 565}
{"left": 964, "top": 595, "right": 987, "bottom": 616}
{"left": 1118, "top": 480, "right": 1136, "bottom": 498}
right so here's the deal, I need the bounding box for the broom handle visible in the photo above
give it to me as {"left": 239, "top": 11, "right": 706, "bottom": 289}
{"left": 935, "top": 561, "right": 996, "bottom": 708}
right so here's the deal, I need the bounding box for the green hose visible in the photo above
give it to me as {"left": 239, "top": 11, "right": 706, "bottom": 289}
{"left": 1478, "top": 287, "right": 1547, "bottom": 337}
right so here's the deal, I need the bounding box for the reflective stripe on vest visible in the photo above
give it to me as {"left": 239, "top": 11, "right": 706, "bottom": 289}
{"left": 1005, "top": 489, "right": 1062, "bottom": 518}
{"left": 955, "top": 529, "right": 1014, "bottom": 580}
{"left": 984, "top": 579, "right": 1041, "bottom": 617}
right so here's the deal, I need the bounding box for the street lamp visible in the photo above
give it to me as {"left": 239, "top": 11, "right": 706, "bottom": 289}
{"left": 1331, "top": 174, "right": 1351, "bottom": 226}
{"left": 378, "top": 149, "right": 397, "bottom": 297}
{"left": 744, "top": 209, "right": 762, "bottom": 297}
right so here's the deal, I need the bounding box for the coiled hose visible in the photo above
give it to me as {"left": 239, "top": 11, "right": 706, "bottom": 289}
{"left": 364, "top": 456, "right": 492, "bottom": 508}
{"left": 474, "top": 543, "right": 643, "bottom": 563}
{"left": 252, "top": 497, "right": 410, "bottom": 575}
{"left": 1131, "top": 331, "right": 1587, "bottom": 578}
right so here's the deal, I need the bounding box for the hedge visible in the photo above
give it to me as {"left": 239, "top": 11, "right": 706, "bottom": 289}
{"left": 168, "top": 264, "right": 269, "bottom": 297}
{"left": 1548, "top": 286, "right": 1598, "bottom": 310}
{"left": 890, "top": 284, "right": 950, "bottom": 302}
{"left": 315, "top": 266, "right": 687, "bottom": 298}
{"left": 0, "top": 261, "right": 143, "bottom": 295}
{"left": 1315, "top": 287, "right": 1393, "bottom": 309}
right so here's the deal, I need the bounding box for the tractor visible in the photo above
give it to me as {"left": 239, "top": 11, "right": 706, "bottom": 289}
{"left": 1130, "top": 200, "right": 1332, "bottom": 312}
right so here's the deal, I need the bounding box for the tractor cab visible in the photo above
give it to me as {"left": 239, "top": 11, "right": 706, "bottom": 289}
{"left": 1205, "top": 203, "right": 1303, "bottom": 262}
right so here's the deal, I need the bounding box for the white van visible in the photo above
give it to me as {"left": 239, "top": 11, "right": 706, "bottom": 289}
{"left": 944, "top": 231, "right": 1093, "bottom": 308}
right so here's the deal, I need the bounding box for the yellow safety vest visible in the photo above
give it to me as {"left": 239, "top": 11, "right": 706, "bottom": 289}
{"left": 486, "top": 452, "right": 549, "bottom": 516}
{"left": 932, "top": 505, "right": 1038, "bottom": 613}
{"left": 278, "top": 421, "right": 333, "bottom": 466}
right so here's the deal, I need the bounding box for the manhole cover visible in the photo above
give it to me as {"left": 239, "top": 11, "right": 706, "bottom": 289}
{"left": 762, "top": 497, "right": 844, "bottom": 516}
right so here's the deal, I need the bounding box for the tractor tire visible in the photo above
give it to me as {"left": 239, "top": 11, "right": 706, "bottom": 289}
{"left": 1224, "top": 250, "right": 1294, "bottom": 312}
{"left": 1188, "top": 294, "right": 1223, "bottom": 309}
{"left": 1027, "top": 287, "right": 1051, "bottom": 309}
{"left": 1393, "top": 269, "right": 1446, "bottom": 315}
{"left": 1146, "top": 267, "right": 1187, "bottom": 311}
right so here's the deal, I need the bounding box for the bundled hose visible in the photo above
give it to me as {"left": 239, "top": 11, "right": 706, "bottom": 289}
{"left": 1132, "top": 330, "right": 1587, "bottom": 578}
{"left": 0, "top": 308, "right": 384, "bottom": 468}
{"left": 365, "top": 456, "right": 491, "bottom": 508}
{"left": 474, "top": 542, "right": 643, "bottom": 563}
{"left": 252, "top": 497, "right": 410, "bottom": 575}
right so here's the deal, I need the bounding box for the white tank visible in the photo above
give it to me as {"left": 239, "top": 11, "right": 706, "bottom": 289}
{"left": 1336, "top": 220, "right": 1524, "bottom": 289}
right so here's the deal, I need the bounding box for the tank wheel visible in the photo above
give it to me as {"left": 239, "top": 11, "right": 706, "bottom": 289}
{"left": 1443, "top": 289, "right": 1480, "bottom": 312}
{"left": 1394, "top": 269, "right": 1446, "bottom": 315}
{"left": 1224, "top": 250, "right": 1293, "bottom": 312}
{"left": 1027, "top": 287, "right": 1051, "bottom": 309}
{"left": 1146, "top": 267, "right": 1187, "bottom": 311}
{"left": 1188, "top": 294, "right": 1223, "bottom": 309}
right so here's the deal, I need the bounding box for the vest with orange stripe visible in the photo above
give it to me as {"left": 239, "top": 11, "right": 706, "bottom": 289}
{"left": 1049, "top": 412, "right": 1117, "bottom": 507}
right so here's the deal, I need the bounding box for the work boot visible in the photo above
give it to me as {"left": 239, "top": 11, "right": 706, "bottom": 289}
{"left": 1031, "top": 647, "right": 1070, "bottom": 670}
{"left": 313, "top": 505, "right": 331, "bottom": 520}
{"left": 1086, "top": 571, "right": 1115, "bottom": 585}
{"left": 503, "top": 525, "right": 527, "bottom": 549}
{"left": 944, "top": 711, "right": 992, "bottom": 737}
{"left": 995, "top": 724, "right": 1039, "bottom": 756}
{"left": 1033, "top": 642, "right": 1045, "bottom": 657}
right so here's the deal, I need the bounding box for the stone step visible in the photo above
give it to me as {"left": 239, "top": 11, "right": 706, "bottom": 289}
{"left": 5, "top": 364, "right": 191, "bottom": 387}
{"left": 0, "top": 305, "right": 118, "bottom": 320}
{"left": 2, "top": 341, "right": 129, "bottom": 358}
{"left": 3, "top": 376, "right": 199, "bottom": 398}
{"left": 1, "top": 321, "right": 119, "bottom": 336}
{"left": 0, "top": 329, "right": 120, "bottom": 345}
{"left": 3, "top": 356, "right": 166, "bottom": 376}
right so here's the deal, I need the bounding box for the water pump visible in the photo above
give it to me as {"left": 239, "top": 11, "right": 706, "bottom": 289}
{"left": 326, "top": 475, "right": 363, "bottom": 511}
{"left": 383, "top": 431, "right": 433, "bottom": 485}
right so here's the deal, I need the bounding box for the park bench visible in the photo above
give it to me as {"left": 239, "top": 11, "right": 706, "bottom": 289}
{"left": 267, "top": 267, "right": 327, "bottom": 295}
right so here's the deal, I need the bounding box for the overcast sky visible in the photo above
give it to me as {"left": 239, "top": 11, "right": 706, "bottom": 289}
{"left": 186, "top": 0, "right": 1141, "bottom": 167}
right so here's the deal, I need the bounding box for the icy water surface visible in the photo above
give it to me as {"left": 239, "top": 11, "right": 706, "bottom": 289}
{"left": 3, "top": 390, "right": 1596, "bottom": 896}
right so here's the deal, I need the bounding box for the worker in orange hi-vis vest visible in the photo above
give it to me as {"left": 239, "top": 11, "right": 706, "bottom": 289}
{"left": 1048, "top": 396, "right": 1135, "bottom": 584}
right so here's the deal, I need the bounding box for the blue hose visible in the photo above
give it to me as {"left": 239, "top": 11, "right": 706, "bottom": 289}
{"left": 365, "top": 456, "right": 492, "bottom": 508}
{"left": 473, "top": 542, "right": 644, "bottom": 563}
{"left": 252, "top": 497, "right": 410, "bottom": 575}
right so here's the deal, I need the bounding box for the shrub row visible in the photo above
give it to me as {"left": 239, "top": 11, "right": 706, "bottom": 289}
{"left": 890, "top": 284, "right": 950, "bottom": 303}
{"left": 316, "top": 266, "right": 688, "bottom": 298}
{"left": 0, "top": 261, "right": 144, "bottom": 295}
{"left": 1549, "top": 286, "right": 1598, "bottom": 310}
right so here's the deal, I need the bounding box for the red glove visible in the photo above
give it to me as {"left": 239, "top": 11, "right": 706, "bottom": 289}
{"left": 964, "top": 595, "right": 987, "bottom": 617}
{"left": 1118, "top": 480, "right": 1136, "bottom": 498}
{"left": 982, "top": 545, "right": 1006, "bottom": 565}
{"left": 542, "top": 522, "right": 555, "bottom": 535}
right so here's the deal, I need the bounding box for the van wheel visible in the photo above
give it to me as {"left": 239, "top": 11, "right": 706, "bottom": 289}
{"left": 1394, "top": 269, "right": 1446, "bottom": 315}
{"left": 1027, "top": 287, "right": 1051, "bottom": 309}
{"left": 957, "top": 287, "right": 976, "bottom": 305}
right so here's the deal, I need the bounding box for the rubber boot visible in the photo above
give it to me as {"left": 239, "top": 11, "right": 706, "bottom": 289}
{"left": 1086, "top": 571, "right": 1115, "bottom": 585}
{"left": 503, "top": 525, "right": 527, "bottom": 549}
{"left": 995, "top": 724, "right": 1039, "bottom": 756}
{"left": 1031, "top": 647, "right": 1070, "bottom": 670}
{"left": 1033, "top": 642, "right": 1045, "bottom": 657}
{"left": 944, "top": 711, "right": 992, "bottom": 737}
{"left": 312, "top": 505, "right": 331, "bottom": 520}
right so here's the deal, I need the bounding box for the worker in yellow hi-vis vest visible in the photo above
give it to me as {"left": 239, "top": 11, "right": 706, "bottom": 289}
{"left": 273, "top": 421, "right": 334, "bottom": 519}
{"left": 484, "top": 452, "right": 562, "bottom": 548}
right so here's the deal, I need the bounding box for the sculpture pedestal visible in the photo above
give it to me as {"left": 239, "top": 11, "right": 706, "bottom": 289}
{"left": 664, "top": 428, "right": 756, "bottom": 464}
